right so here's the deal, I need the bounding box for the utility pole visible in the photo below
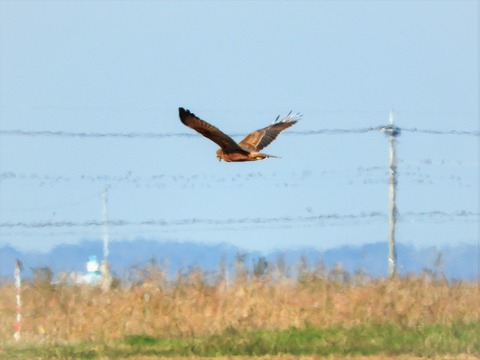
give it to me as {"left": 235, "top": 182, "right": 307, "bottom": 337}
{"left": 382, "top": 111, "right": 400, "bottom": 277}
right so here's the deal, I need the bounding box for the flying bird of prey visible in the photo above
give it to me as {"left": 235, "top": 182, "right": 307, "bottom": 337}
{"left": 178, "top": 107, "right": 301, "bottom": 162}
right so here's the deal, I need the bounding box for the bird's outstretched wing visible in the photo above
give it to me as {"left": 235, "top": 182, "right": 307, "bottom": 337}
{"left": 179, "top": 108, "right": 242, "bottom": 151}
{"left": 239, "top": 111, "right": 301, "bottom": 151}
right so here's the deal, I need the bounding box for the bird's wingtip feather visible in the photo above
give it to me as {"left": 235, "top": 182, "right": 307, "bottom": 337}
{"left": 179, "top": 107, "right": 195, "bottom": 120}
{"left": 274, "top": 111, "right": 302, "bottom": 124}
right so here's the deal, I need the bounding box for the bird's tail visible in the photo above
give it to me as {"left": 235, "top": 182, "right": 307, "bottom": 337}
{"left": 255, "top": 152, "right": 280, "bottom": 160}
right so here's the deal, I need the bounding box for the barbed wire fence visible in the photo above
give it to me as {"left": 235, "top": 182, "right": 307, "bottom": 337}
{"left": 0, "top": 115, "right": 478, "bottom": 278}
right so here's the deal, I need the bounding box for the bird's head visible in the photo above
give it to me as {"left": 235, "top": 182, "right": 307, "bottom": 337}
{"left": 216, "top": 149, "right": 223, "bottom": 162}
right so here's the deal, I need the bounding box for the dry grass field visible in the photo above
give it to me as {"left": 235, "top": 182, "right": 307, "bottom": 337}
{"left": 108, "top": 357, "right": 479, "bottom": 360}
{"left": 0, "top": 263, "right": 478, "bottom": 358}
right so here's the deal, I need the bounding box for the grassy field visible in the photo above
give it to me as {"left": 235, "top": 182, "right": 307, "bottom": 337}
{"left": 0, "top": 262, "right": 478, "bottom": 358}
{"left": 1, "top": 322, "right": 478, "bottom": 359}
{"left": 1, "top": 322, "right": 479, "bottom": 359}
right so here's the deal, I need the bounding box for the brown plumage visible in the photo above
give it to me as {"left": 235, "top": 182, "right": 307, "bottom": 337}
{"left": 179, "top": 107, "right": 301, "bottom": 162}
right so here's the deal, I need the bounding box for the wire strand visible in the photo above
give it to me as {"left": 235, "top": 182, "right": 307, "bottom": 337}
{"left": 1, "top": 127, "right": 478, "bottom": 138}
{"left": 1, "top": 211, "right": 477, "bottom": 229}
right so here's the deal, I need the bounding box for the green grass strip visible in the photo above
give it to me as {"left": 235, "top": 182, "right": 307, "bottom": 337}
{"left": 1, "top": 322, "right": 479, "bottom": 359}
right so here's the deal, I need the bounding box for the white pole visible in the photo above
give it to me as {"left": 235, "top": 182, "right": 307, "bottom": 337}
{"left": 387, "top": 110, "right": 398, "bottom": 277}
{"left": 101, "top": 188, "right": 113, "bottom": 290}
{"left": 13, "top": 259, "right": 22, "bottom": 342}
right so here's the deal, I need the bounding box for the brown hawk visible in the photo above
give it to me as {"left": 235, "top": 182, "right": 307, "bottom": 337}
{"left": 179, "top": 107, "right": 301, "bottom": 162}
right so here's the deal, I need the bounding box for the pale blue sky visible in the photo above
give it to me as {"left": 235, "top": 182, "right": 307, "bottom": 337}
{"left": 0, "top": 0, "right": 478, "bottom": 253}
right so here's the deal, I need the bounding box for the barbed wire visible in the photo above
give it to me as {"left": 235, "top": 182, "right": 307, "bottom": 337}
{"left": 1, "top": 127, "right": 478, "bottom": 138}
{"left": 0, "top": 210, "right": 477, "bottom": 230}
{"left": 0, "top": 129, "right": 195, "bottom": 139}
{"left": 0, "top": 212, "right": 384, "bottom": 229}
{"left": 1, "top": 161, "right": 476, "bottom": 188}
{"left": 0, "top": 128, "right": 380, "bottom": 139}
{"left": 400, "top": 128, "right": 479, "bottom": 136}
{"left": 1, "top": 126, "right": 476, "bottom": 237}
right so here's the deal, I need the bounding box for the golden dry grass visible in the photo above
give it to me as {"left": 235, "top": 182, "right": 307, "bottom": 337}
{"left": 115, "top": 357, "right": 480, "bottom": 360}
{"left": 0, "top": 266, "right": 478, "bottom": 345}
